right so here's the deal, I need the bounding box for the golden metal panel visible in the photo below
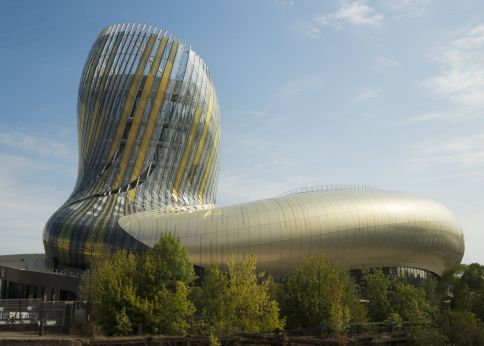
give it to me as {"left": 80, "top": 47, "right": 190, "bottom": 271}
{"left": 88, "top": 25, "right": 136, "bottom": 161}
{"left": 119, "top": 189, "right": 465, "bottom": 277}
{"left": 113, "top": 35, "right": 169, "bottom": 189}
{"left": 126, "top": 38, "right": 178, "bottom": 201}
{"left": 171, "top": 106, "right": 202, "bottom": 201}
{"left": 78, "top": 30, "right": 115, "bottom": 158}
{"left": 85, "top": 31, "right": 125, "bottom": 157}
{"left": 187, "top": 87, "right": 214, "bottom": 183}
{"left": 197, "top": 120, "right": 220, "bottom": 203}
{"left": 106, "top": 34, "right": 157, "bottom": 166}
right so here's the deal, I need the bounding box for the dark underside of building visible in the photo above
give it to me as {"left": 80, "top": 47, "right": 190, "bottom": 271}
{"left": 0, "top": 254, "right": 80, "bottom": 301}
{"left": 0, "top": 253, "right": 438, "bottom": 303}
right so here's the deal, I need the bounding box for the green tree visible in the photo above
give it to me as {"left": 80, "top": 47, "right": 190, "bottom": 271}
{"left": 191, "top": 255, "right": 284, "bottom": 336}
{"left": 191, "top": 265, "right": 228, "bottom": 335}
{"left": 471, "top": 288, "right": 484, "bottom": 321}
{"left": 438, "top": 263, "right": 484, "bottom": 318}
{"left": 440, "top": 311, "right": 484, "bottom": 346}
{"left": 283, "top": 257, "right": 366, "bottom": 335}
{"left": 82, "top": 234, "right": 195, "bottom": 336}
{"left": 389, "top": 282, "right": 446, "bottom": 345}
{"left": 362, "top": 269, "right": 391, "bottom": 321}
{"left": 390, "top": 282, "right": 433, "bottom": 325}
{"left": 135, "top": 235, "right": 195, "bottom": 334}
{"left": 461, "top": 263, "right": 484, "bottom": 290}
{"left": 82, "top": 249, "right": 141, "bottom": 336}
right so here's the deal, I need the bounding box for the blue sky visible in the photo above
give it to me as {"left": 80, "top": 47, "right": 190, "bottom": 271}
{"left": 0, "top": 0, "right": 483, "bottom": 264}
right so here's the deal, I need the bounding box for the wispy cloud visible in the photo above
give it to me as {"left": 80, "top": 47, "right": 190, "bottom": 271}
{"left": 315, "top": 1, "right": 384, "bottom": 28}
{"left": 225, "top": 110, "right": 268, "bottom": 117}
{"left": 274, "top": 0, "right": 294, "bottom": 9}
{"left": 412, "top": 132, "right": 484, "bottom": 168}
{"left": 405, "top": 109, "right": 481, "bottom": 123}
{"left": 0, "top": 129, "right": 76, "bottom": 254}
{"left": 217, "top": 172, "right": 319, "bottom": 206}
{"left": 423, "top": 24, "right": 484, "bottom": 110}
{"left": 273, "top": 76, "right": 323, "bottom": 100}
{"left": 375, "top": 56, "right": 401, "bottom": 68}
{"left": 296, "top": 21, "right": 321, "bottom": 39}
{"left": 353, "top": 89, "right": 378, "bottom": 102}
{"left": 0, "top": 130, "right": 75, "bottom": 160}
{"left": 384, "top": 0, "right": 431, "bottom": 18}
{"left": 0, "top": 152, "right": 72, "bottom": 254}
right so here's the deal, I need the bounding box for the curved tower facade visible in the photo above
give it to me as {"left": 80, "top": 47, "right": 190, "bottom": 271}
{"left": 43, "top": 24, "right": 221, "bottom": 268}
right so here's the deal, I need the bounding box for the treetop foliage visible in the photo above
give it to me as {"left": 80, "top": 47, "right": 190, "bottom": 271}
{"left": 82, "top": 234, "right": 195, "bottom": 336}
{"left": 191, "top": 255, "right": 285, "bottom": 336}
{"left": 83, "top": 235, "right": 484, "bottom": 345}
{"left": 282, "top": 256, "right": 366, "bottom": 335}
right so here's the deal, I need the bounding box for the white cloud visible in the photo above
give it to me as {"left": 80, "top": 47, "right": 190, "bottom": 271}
{"left": 0, "top": 153, "right": 72, "bottom": 255}
{"left": 384, "top": 0, "right": 431, "bottom": 18}
{"left": 218, "top": 172, "right": 319, "bottom": 206}
{"left": 405, "top": 109, "right": 481, "bottom": 123}
{"left": 0, "top": 130, "right": 75, "bottom": 160}
{"left": 414, "top": 132, "right": 484, "bottom": 167}
{"left": 375, "top": 56, "right": 400, "bottom": 68}
{"left": 315, "top": 1, "right": 384, "bottom": 28}
{"left": 274, "top": 0, "right": 294, "bottom": 9}
{"left": 273, "top": 75, "right": 323, "bottom": 100}
{"left": 0, "top": 129, "right": 76, "bottom": 255}
{"left": 423, "top": 24, "right": 484, "bottom": 110}
{"left": 296, "top": 21, "right": 321, "bottom": 39}
{"left": 353, "top": 89, "right": 378, "bottom": 102}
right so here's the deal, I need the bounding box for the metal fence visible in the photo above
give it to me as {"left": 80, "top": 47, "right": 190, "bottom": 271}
{"left": 0, "top": 299, "right": 83, "bottom": 327}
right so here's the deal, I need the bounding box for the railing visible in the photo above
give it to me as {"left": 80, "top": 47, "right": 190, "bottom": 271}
{"left": 0, "top": 299, "right": 80, "bottom": 327}
{"left": 281, "top": 184, "right": 379, "bottom": 196}
{"left": 50, "top": 267, "right": 82, "bottom": 278}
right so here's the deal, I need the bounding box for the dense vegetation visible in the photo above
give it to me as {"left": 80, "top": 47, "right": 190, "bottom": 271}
{"left": 82, "top": 236, "right": 484, "bottom": 345}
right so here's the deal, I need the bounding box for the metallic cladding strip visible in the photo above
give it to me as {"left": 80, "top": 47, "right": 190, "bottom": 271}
{"left": 153, "top": 43, "right": 190, "bottom": 204}
{"left": 53, "top": 168, "right": 107, "bottom": 265}
{"left": 87, "top": 24, "right": 132, "bottom": 163}
{"left": 80, "top": 195, "right": 112, "bottom": 264}
{"left": 77, "top": 34, "right": 104, "bottom": 155}
{"left": 123, "top": 39, "right": 179, "bottom": 200}
{"left": 73, "top": 26, "right": 113, "bottom": 193}
{"left": 87, "top": 26, "right": 150, "bottom": 193}
{"left": 192, "top": 101, "right": 220, "bottom": 201}
{"left": 85, "top": 27, "right": 132, "bottom": 178}
{"left": 166, "top": 55, "right": 205, "bottom": 203}
{"left": 83, "top": 24, "right": 144, "bottom": 195}
{"left": 79, "top": 29, "right": 114, "bottom": 160}
{"left": 87, "top": 24, "right": 138, "bottom": 185}
{"left": 85, "top": 27, "right": 125, "bottom": 157}
{"left": 151, "top": 49, "right": 199, "bottom": 205}
{"left": 106, "top": 31, "right": 157, "bottom": 171}
{"left": 58, "top": 197, "right": 97, "bottom": 265}
{"left": 187, "top": 87, "right": 214, "bottom": 183}
{"left": 170, "top": 57, "right": 209, "bottom": 202}
{"left": 81, "top": 25, "right": 120, "bottom": 158}
{"left": 126, "top": 39, "right": 180, "bottom": 201}
{"left": 170, "top": 106, "right": 203, "bottom": 201}
{"left": 59, "top": 22, "right": 147, "bottom": 263}
{"left": 108, "top": 32, "right": 159, "bottom": 187}
{"left": 113, "top": 33, "right": 167, "bottom": 189}
{"left": 198, "top": 114, "right": 220, "bottom": 204}
{"left": 179, "top": 57, "right": 209, "bottom": 202}
{"left": 79, "top": 25, "right": 115, "bottom": 159}
{"left": 82, "top": 194, "right": 118, "bottom": 263}
{"left": 67, "top": 194, "right": 109, "bottom": 266}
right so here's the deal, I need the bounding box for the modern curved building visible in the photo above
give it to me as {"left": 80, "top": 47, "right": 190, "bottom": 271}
{"left": 44, "top": 23, "right": 220, "bottom": 268}
{"left": 43, "top": 23, "right": 464, "bottom": 278}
